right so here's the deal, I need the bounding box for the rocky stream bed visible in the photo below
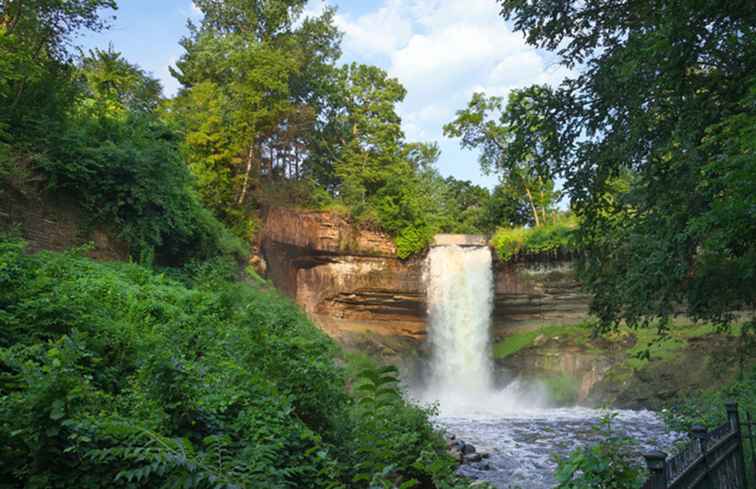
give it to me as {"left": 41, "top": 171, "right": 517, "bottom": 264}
{"left": 436, "top": 407, "right": 681, "bottom": 489}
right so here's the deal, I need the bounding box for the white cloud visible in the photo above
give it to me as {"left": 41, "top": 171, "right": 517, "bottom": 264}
{"left": 190, "top": 2, "right": 202, "bottom": 18}
{"left": 160, "top": 56, "right": 180, "bottom": 98}
{"left": 333, "top": 0, "right": 413, "bottom": 57}
{"left": 178, "top": 1, "right": 203, "bottom": 21}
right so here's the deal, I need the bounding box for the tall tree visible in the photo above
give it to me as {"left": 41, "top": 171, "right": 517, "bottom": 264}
{"left": 495, "top": 0, "right": 756, "bottom": 329}
{"left": 444, "top": 89, "right": 560, "bottom": 227}
{"left": 331, "top": 63, "right": 409, "bottom": 209}
{"left": 170, "top": 0, "right": 341, "bottom": 235}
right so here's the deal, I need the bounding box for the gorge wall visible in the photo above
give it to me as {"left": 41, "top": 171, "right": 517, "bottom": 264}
{"left": 0, "top": 181, "right": 127, "bottom": 261}
{"left": 260, "top": 208, "right": 591, "bottom": 360}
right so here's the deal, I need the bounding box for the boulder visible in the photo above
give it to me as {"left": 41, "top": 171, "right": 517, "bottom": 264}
{"left": 462, "top": 443, "right": 476, "bottom": 455}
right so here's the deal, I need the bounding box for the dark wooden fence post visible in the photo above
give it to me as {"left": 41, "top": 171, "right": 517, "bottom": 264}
{"left": 692, "top": 425, "right": 712, "bottom": 489}
{"left": 644, "top": 451, "right": 668, "bottom": 489}
{"left": 747, "top": 410, "right": 756, "bottom": 484}
{"left": 726, "top": 401, "right": 749, "bottom": 488}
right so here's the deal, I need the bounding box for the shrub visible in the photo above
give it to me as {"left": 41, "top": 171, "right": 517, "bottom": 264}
{"left": 37, "top": 112, "right": 246, "bottom": 265}
{"left": 660, "top": 365, "right": 756, "bottom": 485}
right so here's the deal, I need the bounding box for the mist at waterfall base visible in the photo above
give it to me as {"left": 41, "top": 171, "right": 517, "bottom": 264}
{"left": 407, "top": 244, "right": 679, "bottom": 488}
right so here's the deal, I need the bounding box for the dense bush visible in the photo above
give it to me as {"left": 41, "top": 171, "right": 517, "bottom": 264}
{"left": 490, "top": 215, "right": 577, "bottom": 262}
{"left": 0, "top": 241, "right": 470, "bottom": 488}
{"left": 38, "top": 111, "right": 246, "bottom": 265}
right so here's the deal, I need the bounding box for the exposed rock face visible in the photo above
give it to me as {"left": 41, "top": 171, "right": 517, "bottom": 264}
{"left": 493, "top": 260, "right": 591, "bottom": 337}
{"left": 261, "top": 209, "right": 426, "bottom": 361}
{"left": 496, "top": 341, "right": 619, "bottom": 404}
{"left": 0, "top": 183, "right": 127, "bottom": 261}
{"left": 260, "top": 208, "right": 591, "bottom": 358}
{"left": 262, "top": 208, "right": 396, "bottom": 256}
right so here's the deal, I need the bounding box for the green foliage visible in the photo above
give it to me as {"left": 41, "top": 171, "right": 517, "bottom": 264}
{"left": 395, "top": 226, "right": 435, "bottom": 260}
{"left": 493, "top": 324, "right": 593, "bottom": 359}
{"left": 170, "top": 1, "right": 494, "bottom": 258}
{"left": 444, "top": 89, "right": 561, "bottom": 228}
{"left": 41, "top": 106, "right": 245, "bottom": 265}
{"left": 1, "top": 4, "right": 244, "bottom": 266}
{"left": 661, "top": 366, "right": 756, "bottom": 433}
{"left": 495, "top": 0, "right": 756, "bottom": 328}
{"left": 171, "top": 0, "right": 341, "bottom": 234}
{"left": 0, "top": 242, "right": 463, "bottom": 488}
{"left": 554, "top": 413, "right": 645, "bottom": 489}
{"left": 0, "top": 0, "right": 117, "bottom": 122}
{"left": 345, "top": 364, "right": 476, "bottom": 489}
{"left": 490, "top": 215, "right": 577, "bottom": 261}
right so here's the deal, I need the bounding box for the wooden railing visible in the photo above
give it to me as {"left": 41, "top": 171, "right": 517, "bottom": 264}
{"left": 642, "top": 402, "right": 753, "bottom": 489}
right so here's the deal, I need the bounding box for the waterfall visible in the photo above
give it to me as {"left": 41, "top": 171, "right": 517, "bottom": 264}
{"left": 425, "top": 244, "right": 494, "bottom": 399}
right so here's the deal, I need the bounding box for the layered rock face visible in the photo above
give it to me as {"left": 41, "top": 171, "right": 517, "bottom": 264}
{"left": 493, "top": 259, "right": 591, "bottom": 337}
{"left": 261, "top": 209, "right": 426, "bottom": 360}
{"left": 0, "top": 183, "right": 127, "bottom": 261}
{"left": 260, "top": 208, "right": 591, "bottom": 358}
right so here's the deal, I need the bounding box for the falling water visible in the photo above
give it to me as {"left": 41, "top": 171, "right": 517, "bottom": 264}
{"left": 424, "top": 244, "right": 494, "bottom": 401}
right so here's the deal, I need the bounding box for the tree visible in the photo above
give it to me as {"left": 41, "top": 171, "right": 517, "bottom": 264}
{"left": 444, "top": 89, "right": 560, "bottom": 227}
{"left": 331, "top": 63, "right": 409, "bottom": 209}
{"left": 171, "top": 0, "right": 342, "bottom": 236}
{"left": 495, "top": 0, "right": 756, "bottom": 329}
{"left": 483, "top": 181, "right": 533, "bottom": 230}
{"left": 0, "top": 0, "right": 116, "bottom": 124}
{"left": 440, "top": 177, "right": 491, "bottom": 234}
{"left": 79, "top": 46, "right": 162, "bottom": 115}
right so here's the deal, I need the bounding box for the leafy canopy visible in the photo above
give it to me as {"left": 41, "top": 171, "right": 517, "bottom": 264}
{"left": 495, "top": 0, "right": 756, "bottom": 329}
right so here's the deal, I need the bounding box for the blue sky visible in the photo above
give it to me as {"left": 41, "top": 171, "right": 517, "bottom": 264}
{"left": 82, "top": 0, "right": 571, "bottom": 189}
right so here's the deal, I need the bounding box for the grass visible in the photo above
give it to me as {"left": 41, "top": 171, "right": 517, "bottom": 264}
{"left": 623, "top": 322, "right": 741, "bottom": 369}
{"left": 493, "top": 323, "right": 593, "bottom": 359}
{"left": 494, "top": 321, "right": 741, "bottom": 365}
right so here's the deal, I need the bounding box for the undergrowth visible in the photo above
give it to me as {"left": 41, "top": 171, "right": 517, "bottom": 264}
{"left": 0, "top": 241, "right": 474, "bottom": 489}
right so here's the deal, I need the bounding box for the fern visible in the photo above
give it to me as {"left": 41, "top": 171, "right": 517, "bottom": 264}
{"left": 82, "top": 421, "right": 294, "bottom": 489}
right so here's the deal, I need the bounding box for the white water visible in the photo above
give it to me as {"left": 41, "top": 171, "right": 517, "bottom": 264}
{"left": 423, "top": 245, "right": 494, "bottom": 408}
{"left": 412, "top": 241, "right": 680, "bottom": 488}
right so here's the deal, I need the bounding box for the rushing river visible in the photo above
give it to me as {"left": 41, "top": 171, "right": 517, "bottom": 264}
{"left": 435, "top": 406, "right": 680, "bottom": 489}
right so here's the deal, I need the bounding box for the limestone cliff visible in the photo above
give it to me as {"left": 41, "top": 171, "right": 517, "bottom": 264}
{"left": 260, "top": 208, "right": 591, "bottom": 359}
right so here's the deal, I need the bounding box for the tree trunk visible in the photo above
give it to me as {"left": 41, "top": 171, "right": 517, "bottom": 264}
{"left": 540, "top": 189, "right": 547, "bottom": 224}
{"left": 5, "top": 0, "right": 23, "bottom": 33}
{"left": 237, "top": 144, "right": 255, "bottom": 206}
{"left": 524, "top": 186, "right": 540, "bottom": 227}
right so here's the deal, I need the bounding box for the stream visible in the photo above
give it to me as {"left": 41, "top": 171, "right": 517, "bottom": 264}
{"left": 435, "top": 406, "right": 680, "bottom": 489}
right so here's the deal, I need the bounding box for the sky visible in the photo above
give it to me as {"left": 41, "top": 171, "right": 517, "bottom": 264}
{"left": 81, "top": 0, "right": 572, "bottom": 189}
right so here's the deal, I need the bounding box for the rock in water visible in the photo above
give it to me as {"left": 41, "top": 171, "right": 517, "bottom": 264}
{"left": 462, "top": 443, "right": 476, "bottom": 454}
